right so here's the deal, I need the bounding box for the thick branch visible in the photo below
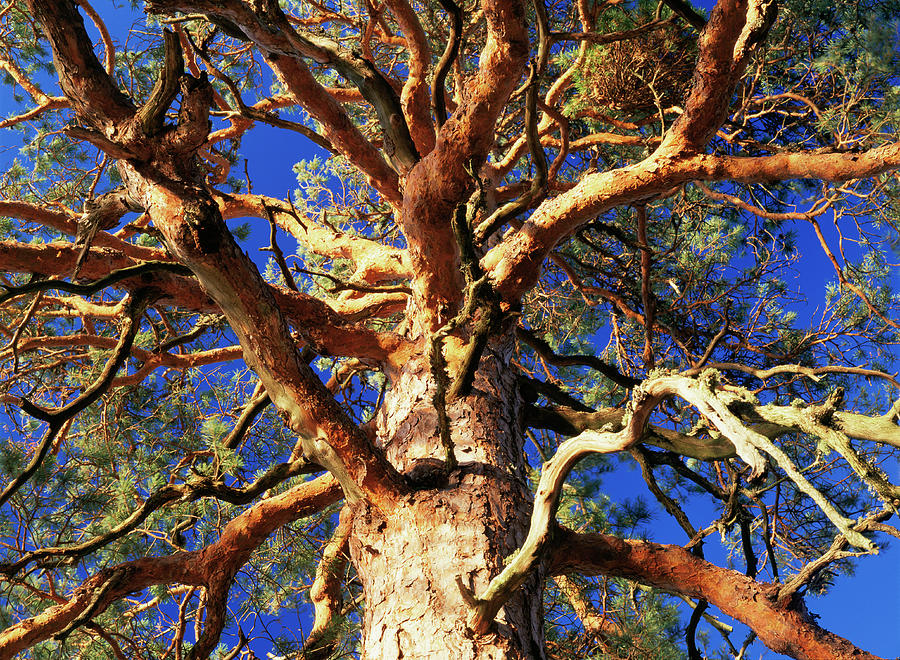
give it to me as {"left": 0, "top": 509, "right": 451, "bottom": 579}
{"left": 0, "top": 474, "right": 342, "bottom": 659}
{"left": 399, "top": 0, "right": 529, "bottom": 331}
{"left": 147, "top": 0, "right": 407, "bottom": 201}
{"left": 484, "top": 143, "right": 900, "bottom": 303}
{"left": 523, "top": 403, "right": 736, "bottom": 460}
{"left": 25, "top": 0, "right": 134, "bottom": 129}
{"left": 131, "top": 175, "right": 407, "bottom": 508}
{"left": 0, "top": 240, "right": 412, "bottom": 365}
{"left": 382, "top": 0, "right": 435, "bottom": 153}
{"left": 661, "top": 0, "right": 772, "bottom": 154}
{"left": 461, "top": 376, "right": 671, "bottom": 632}
{"left": 549, "top": 529, "right": 885, "bottom": 660}
{"left": 463, "top": 371, "right": 881, "bottom": 631}
{"left": 135, "top": 29, "right": 183, "bottom": 136}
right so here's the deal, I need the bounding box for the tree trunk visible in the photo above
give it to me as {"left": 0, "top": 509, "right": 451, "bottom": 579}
{"left": 349, "top": 339, "right": 546, "bottom": 659}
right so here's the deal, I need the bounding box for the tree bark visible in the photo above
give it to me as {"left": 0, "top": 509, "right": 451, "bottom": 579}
{"left": 550, "top": 529, "right": 886, "bottom": 660}
{"left": 349, "top": 339, "right": 546, "bottom": 659}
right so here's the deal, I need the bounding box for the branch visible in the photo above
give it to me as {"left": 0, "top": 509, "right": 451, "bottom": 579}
{"left": 218, "top": 193, "right": 412, "bottom": 283}
{"left": 0, "top": 289, "right": 153, "bottom": 509}
{"left": 124, "top": 175, "right": 407, "bottom": 509}
{"left": 299, "top": 505, "right": 353, "bottom": 660}
{"left": 135, "top": 29, "right": 183, "bottom": 136}
{"left": 0, "top": 474, "right": 342, "bottom": 658}
{"left": 516, "top": 326, "right": 639, "bottom": 388}
{"left": 25, "top": 0, "right": 135, "bottom": 130}
{"left": 474, "top": 59, "right": 549, "bottom": 243}
{"left": 397, "top": 0, "right": 528, "bottom": 330}
{"left": 0, "top": 240, "right": 412, "bottom": 365}
{"left": 484, "top": 142, "right": 900, "bottom": 304}
{"left": 775, "top": 509, "right": 891, "bottom": 608}
{"left": 635, "top": 205, "right": 656, "bottom": 367}
{"left": 148, "top": 0, "right": 412, "bottom": 191}
{"left": 461, "top": 376, "right": 671, "bottom": 632}
{"left": 0, "top": 200, "right": 162, "bottom": 262}
{"left": 221, "top": 387, "right": 270, "bottom": 450}
{"left": 549, "top": 18, "right": 678, "bottom": 45}
{"left": 0, "top": 261, "right": 192, "bottom": 305}
{"left": 380, "top": 0, "right": 434, "bottom": 153}
{"left": 660, "top": 0, "right": 706, "bottom": 31}
{"left": 549, "top": 528, "right": 884, "bottom": 660}
{"left": 681, "top": 361, "right": 900, "bottom": 389}
{"left": 432, "top": 0, "right": 462, "bottom": 128}
{"left": 261, "top": 203, "right": 299, "bottom": 291}
{"left": 463, "top": 371, "right": 884, "bottom": 631}
{"left": 748, "top": 398, "right": 900, "bottom": 504}
{"left": 661, "top": 0, "right": 773, "bottom": 153}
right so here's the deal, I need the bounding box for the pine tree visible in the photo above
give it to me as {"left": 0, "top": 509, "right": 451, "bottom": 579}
{"left": 0, "top": 0, "right": 898, "bottom": 658}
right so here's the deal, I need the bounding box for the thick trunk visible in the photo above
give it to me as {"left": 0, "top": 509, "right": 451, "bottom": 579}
{"left": 349, "top": 341, "right": 546, "bottom": 659}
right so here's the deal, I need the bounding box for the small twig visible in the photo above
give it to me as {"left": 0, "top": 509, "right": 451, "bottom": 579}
{"left": 693, "top": 315, "right": 729, "bottom": 370}
{"left": 6, "top": 282, "right": 45, "bottom": 373}
{"left": 775, "top": 508, "right": 890, "bottom": 606}
{"left": 261, "top": 203, "right": 299, "bottom": 291}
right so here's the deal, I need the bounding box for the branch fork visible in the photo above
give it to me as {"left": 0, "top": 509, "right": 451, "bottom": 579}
{"left": 461, "top": 370, "right": 878, "bottom": 632}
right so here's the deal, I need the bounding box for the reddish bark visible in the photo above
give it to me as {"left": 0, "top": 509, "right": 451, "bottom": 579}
{"left": 7, "top": 0, "right": 900, "bottom": 658}
{"left": 550, "top": 528, "right": 885, "bottom": 660}
{"left": 0, "top": 475, "right": 342, "bottom": 659}
{"left": 398, "top": 0, "right": 529, "bottom": 331}
{"left": 0, "top": 240, "right": 411, "bottom": 364}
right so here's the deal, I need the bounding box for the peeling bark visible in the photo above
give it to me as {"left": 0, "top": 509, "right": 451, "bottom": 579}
{"left": 399, "top": 0, "right": 529, "bottom": 332}
{"left": 350, "top": 340, "right": 545, "bottom": 658}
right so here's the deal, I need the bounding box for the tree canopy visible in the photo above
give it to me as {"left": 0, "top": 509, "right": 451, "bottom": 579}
{"left": 0, "top": 0, "right": 898, "bottom": 658}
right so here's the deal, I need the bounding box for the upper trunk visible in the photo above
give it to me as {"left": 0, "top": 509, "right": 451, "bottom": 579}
{"left": 349, "top": 338, "right": 546, "bottom": 659}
